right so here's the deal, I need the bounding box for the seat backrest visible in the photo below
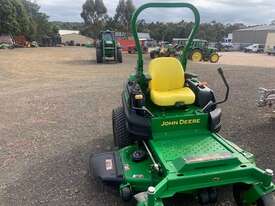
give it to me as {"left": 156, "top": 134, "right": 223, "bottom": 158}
{"left": 149, "top": 57, "right": 185, "bottom": 92}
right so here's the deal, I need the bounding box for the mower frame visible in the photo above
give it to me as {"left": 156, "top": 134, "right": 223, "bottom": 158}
{"left": 90, "top": 2, "right": 275, "bottom": 206}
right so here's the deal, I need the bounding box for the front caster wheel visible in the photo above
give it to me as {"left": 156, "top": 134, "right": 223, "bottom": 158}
{"left": 120, "top": 186, "right": 132, "bottom": 202}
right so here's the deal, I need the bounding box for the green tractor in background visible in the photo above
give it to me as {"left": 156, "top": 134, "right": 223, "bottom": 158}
{"left": 190, "top": 39, "right": 219, "bottom": 63}
{"left": 174, "top": 39, "right": 220, "bottom": 63}
{"left": 90, "top": 2, "right": 275, "bottom": 206}
{"left": 96, "top": 30, "right": 123, "bottom": 63}
{"left": 149, "top": 42, "right": 178, "bottom": 59}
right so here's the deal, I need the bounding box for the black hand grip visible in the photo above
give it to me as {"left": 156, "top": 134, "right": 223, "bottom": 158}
{"left": 216, "top": 67, "right": 230, "bottom": 105}
{"left": 202, "top": 67, "right": 230, "bottom": 112}
{"left": 218, "top": 68, "right": 227, "bottom": 85}
{"left": 217, "top": 67, "right": 223, "bottom": 75}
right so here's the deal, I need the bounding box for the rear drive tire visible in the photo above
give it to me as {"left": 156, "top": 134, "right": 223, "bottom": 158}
{"left": 117, "top": 49, "right": 123, "bottom": 63}
{"left": 190, "top": 49, "right": 203, "bottom": 62}
{"left": 112, "top": 107, "right": 131, "bottom": 148}
{"left": 96, "top": 48, "right": 103, "bottom": 63}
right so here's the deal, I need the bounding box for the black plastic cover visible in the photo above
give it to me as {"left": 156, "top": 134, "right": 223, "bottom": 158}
{"left": 89, "top": 151, "right": 123, "bottom": 185}
{"left": 187, "top": 79, "right": 216, "bottom": 108}
{"left": 209, "top": 108, "right": 222, "bottom": 132}
{"left": 127, "top": 81, "right": 146, "bottom": 109}
{"left": 123, "top": 82, "right": 151, "bottom": 139}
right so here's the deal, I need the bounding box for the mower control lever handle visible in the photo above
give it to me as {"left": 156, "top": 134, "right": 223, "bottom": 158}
{"left": 202, "top": 68, "right": 230, "bottom": 113}
{"left": 216, "top": 67, "right": 230, "bottom": 105}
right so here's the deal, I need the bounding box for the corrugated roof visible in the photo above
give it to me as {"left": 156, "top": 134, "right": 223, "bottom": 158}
{"left": 237, "top": 25, "right": 275, "bottom": 31}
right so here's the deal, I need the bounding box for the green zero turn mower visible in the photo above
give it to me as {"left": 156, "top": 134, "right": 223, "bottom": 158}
{"left": 90, "top": 3, "right": 275, "bottom": 206}
{"left": 96, "top": 30, "right": 123, "bottom": 63}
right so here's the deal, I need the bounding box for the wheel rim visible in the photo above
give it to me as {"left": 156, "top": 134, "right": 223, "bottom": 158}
{"left": 211, "top": 54, "right": 219, "bottom": 63}
{"left": 192, "top": 51, "right": 202, "bottom": 62}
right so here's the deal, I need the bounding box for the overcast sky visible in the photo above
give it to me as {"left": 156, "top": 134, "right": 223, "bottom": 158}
{"left": 36, "top": 0, "right": 275, "bottom": 25}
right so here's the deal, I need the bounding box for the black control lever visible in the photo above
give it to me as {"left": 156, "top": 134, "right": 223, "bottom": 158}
{"left": 202, "top": 68, "right": 230, "bottom": 112}
{"left": 215, "top": 67, "right": 230, "bottom": 105}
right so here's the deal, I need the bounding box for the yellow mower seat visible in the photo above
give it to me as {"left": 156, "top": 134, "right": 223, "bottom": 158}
{"left": 148, "top": 57, "right": 195, "bottom": 106}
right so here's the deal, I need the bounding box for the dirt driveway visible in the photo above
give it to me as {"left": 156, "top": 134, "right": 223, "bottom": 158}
{"left": 0, "top": 47, "right": 274, "bottom": 206}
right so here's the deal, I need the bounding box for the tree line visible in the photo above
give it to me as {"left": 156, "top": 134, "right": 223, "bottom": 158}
{"left": 80, "top": 0, "right": 135, "bottom": 38}
{"left": 79, "top": 0, "right": 247, "bottom": 42}
{"left": 1, "top": 0, "right": 272, "bottom": 43}
{"left": 0, "top": 0, "right": 58, "bottom": 40}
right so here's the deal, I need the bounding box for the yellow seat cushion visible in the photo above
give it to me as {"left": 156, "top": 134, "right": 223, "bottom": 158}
{"left": 148, "top": 57, "right": 195, "bottom": 106}
{"left": 151, "top": 87, "right": 196, "bottom": 106}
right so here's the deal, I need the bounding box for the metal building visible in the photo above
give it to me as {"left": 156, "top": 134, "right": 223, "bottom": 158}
{"left": 233, "top": 25, "right": 275, "bottom": 44}
{"left": 265, "top": 32, "right": 275, "bottom": 51}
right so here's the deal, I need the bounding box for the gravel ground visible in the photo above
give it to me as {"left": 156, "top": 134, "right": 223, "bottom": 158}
{"left": 0, "top": 47, "right": 274, "bottom": 206}
{"left": 218, "top": 52, "right": 275, "bottom": 68}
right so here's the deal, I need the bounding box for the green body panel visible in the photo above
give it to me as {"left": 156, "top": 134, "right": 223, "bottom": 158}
{"left": 151, "top": 106, "right": 208, "bottom": 136}
{"left": 150, "top": 134, "right": 232, "bottom": 163}
{"left": 119, "top": 145, "right": 161, "bottom": 191}
{"left": 120, "top": 132, "right": 274, "bottom": 205}
{"left": 119, "top": 102, "right": 275, "bottom": 205}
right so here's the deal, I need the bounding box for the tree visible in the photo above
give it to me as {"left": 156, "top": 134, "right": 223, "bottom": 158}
{"left": 95, "top": 0, "right": 107, "bottom": 18}
{"left": 114, "top": 0, "right": 126, "bottom": 31}
{"left": 125, "top": 0, "right": 135, "bottom": 33}
{"left": 0, "top": 0, "right": 31, "bottom": 36}
{"left": 135, "top": 20, "right": 246, "bottom": 42}
{"left": 0, "top": 0, "right": 20, "bottom": 34}
{"left": 270, "top": 20, "right": 275, "bottom": 25}
{"left": 22, "top": 0, "right": 58, "bottom": 40}
{"left": 114, "top": 0, "right": 135, "bottom": 34}
{"left": 104, "top": 16, "right": 117, "bottom": 30}
{"left": 81, "top": 0, "right": 96, "bottom": 25}
{"left": 0, "top": 0, "right": 57, "bottom": 41}
{"left": 81, "top": 0, "right": 107, "bottom": 38}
